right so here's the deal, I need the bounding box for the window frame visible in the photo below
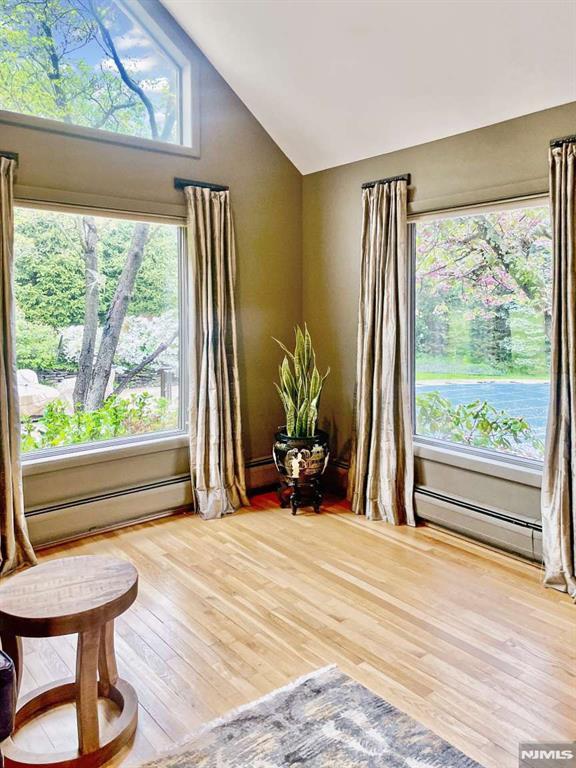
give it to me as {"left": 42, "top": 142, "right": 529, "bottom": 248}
{"left": 0, "top": 0, "right": 200, "bottom": 156}
{"left": 16, "top": 204, "right": 189, "bottom": 464}
{"left": 408, "top": 194, "right": 551, "bottom": 473}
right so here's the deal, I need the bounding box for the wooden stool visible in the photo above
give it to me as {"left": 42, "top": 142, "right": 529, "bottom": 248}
{"left": 0, "top": 556, "right": 138, "bottom": 768}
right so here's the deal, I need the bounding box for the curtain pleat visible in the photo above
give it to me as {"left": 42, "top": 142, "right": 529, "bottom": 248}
{"left": 347, "top": 180, "right": 415, "bottom": 525}
{"left": 0, "top": 157, "right": 37, "bottom": 574}
{"left": 542, "top": 142, "right": 576, "bottom": 598}
{"left": 186, "top": 186, "right": 248, "bottom": 519}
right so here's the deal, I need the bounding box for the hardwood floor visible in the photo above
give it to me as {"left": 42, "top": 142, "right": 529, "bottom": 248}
{"left": 14, "top": 492, "right": 575, "bottom": 767}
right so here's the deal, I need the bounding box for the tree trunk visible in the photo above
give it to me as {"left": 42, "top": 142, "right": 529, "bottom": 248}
{"left": 491, "top": 304, "right": 512, "bottom": 366}
{"left": 73, "top": 217, "right": 100, "bottom": 409}
{"left": 85, "top": 223, "right": 150, "bottom": 411}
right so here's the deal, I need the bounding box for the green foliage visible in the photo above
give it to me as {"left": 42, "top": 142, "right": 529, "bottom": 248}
{"left": 274, "top": 325, "right": 329, "bottom": 438}
{"left": 416, "top": 391, "right": 543, "bottom": 459}
{"left": 16, "top": 317, "right": 61, "bottom": 370}
{"left": 21, "top": 393, "right": 175, "bottom": 453}
{"left": 14, "top": 210, "right": 179, "bottom": 332}
{"left": 99, "top": 222, "right": 179, "bottom": 318}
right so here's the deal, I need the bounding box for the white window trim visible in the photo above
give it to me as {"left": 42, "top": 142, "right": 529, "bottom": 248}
{"left": 414, "top": 439, "right": 542, "bottom": 488}
{"left": 22, "top": 432, "right": 188, "bottom": 476}
{"left": 17, "top": 205, "right": 189, "bottom": 465}
{"left": 409, "top": 195, "right": 551, "bottom": 474}
{"left": 407, "top": 193, "right": 550, "bottom": 223}
{"left": 0, "top": 0, "right": 200, "bottom": 156}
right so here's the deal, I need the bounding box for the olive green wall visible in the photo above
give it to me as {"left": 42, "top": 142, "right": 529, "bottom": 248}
{"left": 1, "top": 0, "right": 301, "bottom": 519}
{"left": 303, "top": 101, "right": 576, "bottom": 462}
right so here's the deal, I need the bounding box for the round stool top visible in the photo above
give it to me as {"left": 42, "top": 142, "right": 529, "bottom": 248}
{"left": 0, "top": 556, "right": 138, "bottom": 637}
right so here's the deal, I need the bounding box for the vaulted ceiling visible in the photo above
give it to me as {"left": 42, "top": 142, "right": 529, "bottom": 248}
{"left": 162, "top": 0, "right": 576, "bottom": 174}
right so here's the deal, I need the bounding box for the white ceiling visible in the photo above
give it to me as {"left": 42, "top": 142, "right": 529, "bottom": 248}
{"left": 162, "top": 0, "right": 576, "bottom": 174}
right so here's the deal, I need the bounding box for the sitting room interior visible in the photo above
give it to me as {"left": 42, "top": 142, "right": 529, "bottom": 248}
{"left": 0, "top": 1, "right": 574, "bottom": 767}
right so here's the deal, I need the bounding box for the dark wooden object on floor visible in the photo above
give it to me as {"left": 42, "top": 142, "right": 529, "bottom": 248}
{"left": 278, "top": 477, "right": 323, "bottom": 514}
{"left": 0, "top": 556, "right": 138, "bottom": 768}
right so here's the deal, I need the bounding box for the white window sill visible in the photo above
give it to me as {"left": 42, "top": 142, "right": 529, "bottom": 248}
{"left": 22, "top": 432, "right": 189, "bottom": 477}
{"left": 414, "top": 439, "right": 542, "bottom": 489}
{"left": 0, "top": 109, "right": 199, "bottom": 160}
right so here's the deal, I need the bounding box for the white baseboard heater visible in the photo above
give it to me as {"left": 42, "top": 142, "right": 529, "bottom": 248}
{"left": 26, "top": 459, "right": 280, "bottom": 548}
{"left": 415, "top": 487, "right": 542, "bottom": 562}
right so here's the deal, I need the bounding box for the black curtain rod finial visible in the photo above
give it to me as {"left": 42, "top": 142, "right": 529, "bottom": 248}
{"left": 0, "top": 151, "right": 18, "bottom": 165}
{"left": 362, "top": 173, "right": 411, "bottom": 189}
{"left": 174, "top": 177, "right": 229, "bottom": 192}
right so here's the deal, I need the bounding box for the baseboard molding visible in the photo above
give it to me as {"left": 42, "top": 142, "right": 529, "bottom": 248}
{"left": 29, "top": 455, "right": 540, "bottom": 560}
{"left": 245, "top": 457, "right": 278, "bottom": 490}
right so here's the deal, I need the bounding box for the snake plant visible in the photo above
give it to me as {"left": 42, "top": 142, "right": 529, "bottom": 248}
{"left": 274, "top": 325, "right": 330, "bottom": 437}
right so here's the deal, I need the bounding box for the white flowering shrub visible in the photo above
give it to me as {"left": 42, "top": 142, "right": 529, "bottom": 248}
{"left": 61, "top": 312, "right": 178, "bottom": 373}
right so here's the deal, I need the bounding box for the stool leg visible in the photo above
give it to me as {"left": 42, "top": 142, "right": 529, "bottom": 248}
{"left": 98, "top": 621, "right": 118, "bottom": 697}
{"left": 0, "top": 633, "right": 22, "bottom": 700}
{"left": 76, "top": 628, "right": 100, "bottom": 754}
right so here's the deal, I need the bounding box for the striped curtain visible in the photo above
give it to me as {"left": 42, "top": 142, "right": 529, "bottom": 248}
{"left": 347, "top": 178, "right": 415, "bottom": 525}
{"left": 541, "top": 141, "right": 576, "bottom": 599}
{"left": 185, "top": 186, "right": 249, "bottom": 519}
{"left": 0, "top": 157, "right": 36, "bottom": 574}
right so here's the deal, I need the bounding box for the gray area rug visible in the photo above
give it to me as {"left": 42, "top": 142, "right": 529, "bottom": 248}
{"left": 141, "top": 665, "right": 484, "bottom": 767}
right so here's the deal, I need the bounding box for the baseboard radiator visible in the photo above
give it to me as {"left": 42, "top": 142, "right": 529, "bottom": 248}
{"left": 27, "top": 458, "right": 280, "bottom": 548}
{"left": 414, "top": 487, "right": 542, "bottom": 562}
{"left": 26, "top": 458, "right": 543, "bottom": 563}
{"left": 322, "top": 459, "right": 543, "bottom": 562}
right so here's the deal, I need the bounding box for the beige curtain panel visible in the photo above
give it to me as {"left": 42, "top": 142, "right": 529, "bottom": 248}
{"left": 542, "top": 141, "right": 576, "bottom": 599}
{"left": 185, "top": 186, "right": 249, "bottom": 520}
{"left": 0, "top": 157, "right": 36, "bottom": 575}
{"left": 348, "top": 179, "right": 415, "bottom": 525}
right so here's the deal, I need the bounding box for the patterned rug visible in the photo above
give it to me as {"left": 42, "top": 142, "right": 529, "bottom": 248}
{"left": 141, "top": 665, "right": 484, "bottom": 767}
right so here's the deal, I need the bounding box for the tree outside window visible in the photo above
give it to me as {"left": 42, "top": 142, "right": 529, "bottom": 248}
{"left": 0, "top": 0, "right": 180, "bottom": 143}
{"left": 15, "top": 209, "right": 182, "bottom": 453}
{"left": 414, "top": 205, "right": 552, "bottom": 461}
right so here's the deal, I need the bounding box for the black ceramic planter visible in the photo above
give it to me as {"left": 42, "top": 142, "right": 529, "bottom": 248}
{"left": 273, "top": 429, "right": 330, "bottom": 514}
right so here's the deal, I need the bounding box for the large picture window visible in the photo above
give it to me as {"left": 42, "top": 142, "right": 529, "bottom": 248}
{"left": 0, "top": 0, "right": 182, "bottom": 144}
{"left": 14, "top": 208, "right": 185, "bottom": 456}
{"left": 413, "top": 203, "right": 552, "bottom": 462}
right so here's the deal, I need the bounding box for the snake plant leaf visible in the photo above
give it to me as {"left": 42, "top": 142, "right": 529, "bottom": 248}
{"left": 286, "top": 403, "right": 296, "bottom": 436}
{"left": 272, "top": 337, "right": 295, "bottom": 362}
{"left": 307, "top": 404, "right": 317, "bottom": 437}
{"left": 310, "top": 366, "right": 321, "bottom": 400}
{"left": 294, "top": 327, "right": 305, "bottom": 378}
{"left": 296, "top": 400, "right": 309, "bottom": 435}
{"left": 281, "top": 357, "right": 295, "bottom": 396}
{"left": 304, "top": 324, "right": 312, "bottom": 371}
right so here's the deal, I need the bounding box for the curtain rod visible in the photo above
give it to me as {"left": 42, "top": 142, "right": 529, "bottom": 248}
{"left": 174, "top": 177, "right": 229, "bottom": 192}
{"left": 362, "top": 173, "right": 410, "bottom": 189}
{"left": 0, "top": 151, "right": 18, "bottom": 164}
{"left": 550, "top": 134, "right": 576, "bottom": 148}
